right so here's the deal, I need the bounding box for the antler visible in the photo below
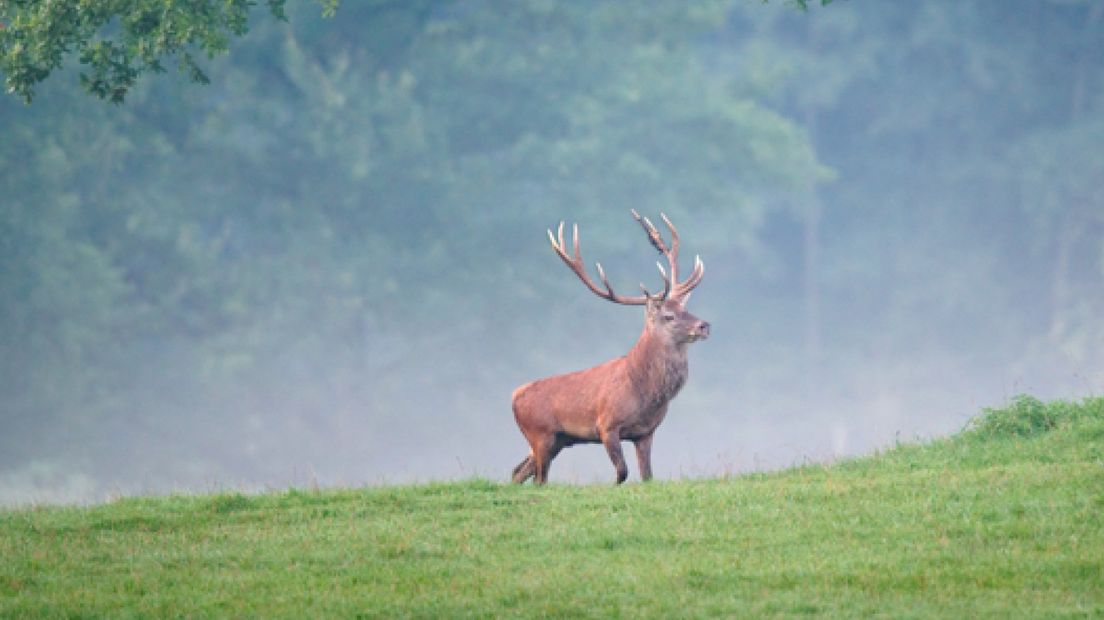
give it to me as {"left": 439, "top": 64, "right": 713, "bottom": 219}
{"left": 630, "top": 210, "right": 704, "bottom": 302}
{"left": 548, "top": 211, "right": 704, "bottom": 305}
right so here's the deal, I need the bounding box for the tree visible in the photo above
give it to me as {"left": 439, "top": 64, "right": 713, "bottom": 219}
{"left": 0, "top": 0, "right": 337, "bottom": 103}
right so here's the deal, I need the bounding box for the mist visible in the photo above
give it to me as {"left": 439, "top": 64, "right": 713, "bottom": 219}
{"left": 2, "top": 1, "right": 1102, "bottom": 506}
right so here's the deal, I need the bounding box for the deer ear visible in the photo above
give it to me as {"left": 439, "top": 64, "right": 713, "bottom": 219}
{"left": 678, "top": 291, "right": 693, "bottom": 307}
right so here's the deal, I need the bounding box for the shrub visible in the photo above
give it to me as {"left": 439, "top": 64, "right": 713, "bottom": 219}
{"left": 969, "top": 394, "right": 1059, "bottom": 438}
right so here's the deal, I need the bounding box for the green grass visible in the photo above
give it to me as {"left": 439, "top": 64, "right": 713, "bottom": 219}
{"left": 2, "top": 395, "right": 1102, "bottom": 618}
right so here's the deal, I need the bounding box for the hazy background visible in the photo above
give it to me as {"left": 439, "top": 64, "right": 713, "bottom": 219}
{"left": 3, "top": 0, "right": 1102, "bottom": 505}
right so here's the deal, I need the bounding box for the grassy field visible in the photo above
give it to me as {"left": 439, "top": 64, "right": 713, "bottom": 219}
{"left": 2, "top": 396, "right": 1102, "bottom": 618}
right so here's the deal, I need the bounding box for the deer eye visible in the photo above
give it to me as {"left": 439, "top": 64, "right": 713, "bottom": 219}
{"left": 662, "top": 313, "right": 676, "bottom": 322}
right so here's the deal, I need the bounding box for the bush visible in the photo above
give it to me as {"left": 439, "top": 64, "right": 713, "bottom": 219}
{"left": 970, "top": 394, "right": 1059, "bottom": 438}
{"left": 968, "top": 394, "right": 1104, "bottom": 439}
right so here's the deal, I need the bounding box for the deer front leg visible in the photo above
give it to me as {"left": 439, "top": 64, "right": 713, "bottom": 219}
{"left": 533, "top": 439, "right": 553, "bottom": 485}
{"left": 600, "top": 429, "right": 629, "bottom": 484}
{"left": 634, "top": 433, "right": 654, "bottom": 481}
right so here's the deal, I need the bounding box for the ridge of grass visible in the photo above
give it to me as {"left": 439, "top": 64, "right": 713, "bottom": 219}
{"left": 1, "top": 395, "right": 1102, "bottom": 618}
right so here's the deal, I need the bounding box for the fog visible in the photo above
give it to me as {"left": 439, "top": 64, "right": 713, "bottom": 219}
{"left": 2, "top": 1, "right": 1102, "bottom": 505}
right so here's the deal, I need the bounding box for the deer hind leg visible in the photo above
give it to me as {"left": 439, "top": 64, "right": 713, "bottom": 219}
{"left": 511, "top": 454, "right": 535, "bottom": 484}
{"left": 532, "top": 435, "right": 565, "bottom": 485}
{"left": 600, "top": 429, "right": 629, "bottom": 484}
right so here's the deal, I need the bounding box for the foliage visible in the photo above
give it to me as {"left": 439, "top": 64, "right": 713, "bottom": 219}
{"left": 969, "top": 394, "right": 1104, "bottom": 439}
{"left": 0, "top": 0, "right": 337, "bottom": 103}
{"left": 1, "top": 397, "right": 1101, "bottom": 616}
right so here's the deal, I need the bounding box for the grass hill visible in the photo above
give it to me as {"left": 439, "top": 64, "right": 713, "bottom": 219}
{"left": 2, "top": 395, "right": 1102, "bottom": 617}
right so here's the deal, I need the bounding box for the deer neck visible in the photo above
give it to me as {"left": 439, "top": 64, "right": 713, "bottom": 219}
{"left": 625, "top": 328, "right": 688, "bottom": 405}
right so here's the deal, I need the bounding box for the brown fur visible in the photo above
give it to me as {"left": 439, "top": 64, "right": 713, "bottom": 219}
{"left": 511, "top": 297, "right": 709, "bottom": 484}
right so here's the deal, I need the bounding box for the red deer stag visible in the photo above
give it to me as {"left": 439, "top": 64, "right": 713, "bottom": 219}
{"left": 511, "top": 211, "right": 709, "bottom": 485}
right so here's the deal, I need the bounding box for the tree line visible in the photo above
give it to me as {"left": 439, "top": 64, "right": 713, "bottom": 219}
{"left": 1, "top": 0, "right": 1100, "bottom": 498}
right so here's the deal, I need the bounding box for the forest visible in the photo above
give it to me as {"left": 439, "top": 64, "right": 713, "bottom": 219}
{"left": 2, "top": 0, "right": 1102, "bottom": 504}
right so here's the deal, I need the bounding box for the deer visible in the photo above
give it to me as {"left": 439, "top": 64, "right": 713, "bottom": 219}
{"left": 511, "top": 210, "right": 709, "bottom": 485}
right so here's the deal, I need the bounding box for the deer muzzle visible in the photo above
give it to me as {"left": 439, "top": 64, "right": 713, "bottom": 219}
{"left": 694, "top": 320, "right": 711, "bottom": 341}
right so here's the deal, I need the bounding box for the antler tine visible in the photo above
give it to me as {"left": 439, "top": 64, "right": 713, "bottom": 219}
{"left": 655, "top": 261, "right": 672, "bottom": 299}
{"left": 637, "top": 260, "right": 673, "bottom": 300}
{"left": 672, "top": 254, "right": 705, "bottom": 301}
{"left": 631, "top": 209, "right": 680, "bottom": 290}
{"left": 691, "top": 254, "right": 704, "bottom": 285}
{"left": 631, "top": 209, "right": 669, "bottom": 254}
{"left": 549, "top": 221, "right": 564, "bottom": 253}
{"left": 595, "top": 262, "right": 615, "bottom": 295}
{"left": 659, "top": 213, "right": 680, "bottom": 283}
